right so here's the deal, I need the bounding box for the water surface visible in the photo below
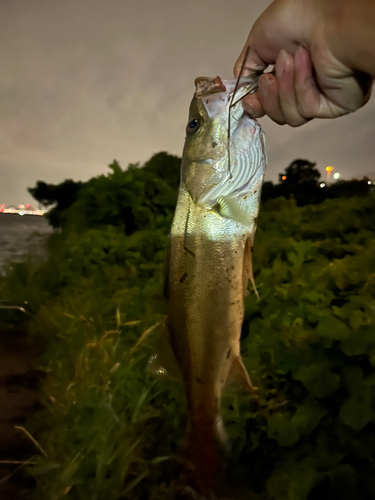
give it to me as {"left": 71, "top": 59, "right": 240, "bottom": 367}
{"left": 0, "top": 214, "right": 53, "bottom": 273}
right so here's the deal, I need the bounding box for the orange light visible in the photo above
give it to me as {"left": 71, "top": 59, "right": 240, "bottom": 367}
{"left": 325, "top": 166, "right": 334, "bottom": 173}
{"left": 282, "top": 175, "right": 287, "bottom": 181}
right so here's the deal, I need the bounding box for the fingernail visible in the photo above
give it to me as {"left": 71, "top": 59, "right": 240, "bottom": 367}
{"left": 276, "top": 49, "right": 287, "bottom": 78}
{"left": 295, "top": 46, "right": 304, "bottom": 71}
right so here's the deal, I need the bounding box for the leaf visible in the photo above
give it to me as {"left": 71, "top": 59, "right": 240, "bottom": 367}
{"left": 120, "top": 470, "right": 149, "bottom": 496}
{"left": 31, "top": 459, "right": 61, "bottom": 476}
{"left": 299, "top": 290, "right": 327, "bottom": 303}
{"left": 294, "top": 364, "right": 340, "bottom": 398}
{"left": 289, "top": 401, "right": 327, "bottom": 436}
{"left": 316, "top": 315, "right": 351, "bottom": 343}
{"left": 149, "top": 456, "right": 170, "bottom": 465}
{"left": 339, "top": 399, "right": 374, "bottom": 431}
{"left": 349, "top": 310, "right": 372, "bottom": 330}
{"left": 267, "top": 413, "right": 300, "bottom": 447}
{"left": 330, "top": 464, "right": 360, "bottom": 500}
{"left": 60, "top": 459, "right": 81, "bottom": 483}
{"left": 340, "top": 328, "right": 375, "bottom": 356}
{"left": 266, "top": 460, "right": 319, "bottom": 500}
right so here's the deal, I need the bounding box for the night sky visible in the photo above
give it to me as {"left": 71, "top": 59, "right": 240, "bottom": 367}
{"left": 1, "top": 0, "right": 374, "bottom": 205}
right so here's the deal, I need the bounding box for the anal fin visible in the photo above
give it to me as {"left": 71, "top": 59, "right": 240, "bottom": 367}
{"left": 243, "top": 236, "right": 259, "bottom": 299}
{"left": 225, "top": 355, "right": 256, "bottom": 394}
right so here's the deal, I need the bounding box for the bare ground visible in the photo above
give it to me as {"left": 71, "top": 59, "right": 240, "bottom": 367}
{"left": 0, "top": 328, "right": 39, "bottom": 499}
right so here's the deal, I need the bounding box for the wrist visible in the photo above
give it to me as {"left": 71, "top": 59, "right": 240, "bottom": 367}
{"left": 320, "top": 0, "right": 375, "bottom": 75}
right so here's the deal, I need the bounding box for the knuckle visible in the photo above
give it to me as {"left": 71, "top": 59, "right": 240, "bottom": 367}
{"left": 296, "top": 93, "right": 316, "bottom": 119}
{"left": 295, "top": 78, "right": 317, "bottom": 117}
{"left": 284, "top": 109, "right": 308, "bottom": 127}
{"left": 296, "top": 102, "right": 313, "bottom": 119}
{"left": 271, "top": 116, "right": 286, "bottom": 126}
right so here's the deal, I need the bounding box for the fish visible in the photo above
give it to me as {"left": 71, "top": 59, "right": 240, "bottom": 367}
{"left": 155, "top": 73, "right": 266, "bottom": 489}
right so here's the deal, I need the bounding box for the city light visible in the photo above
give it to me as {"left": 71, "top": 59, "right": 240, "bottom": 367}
{"left": 282, "top": 175, "right": 287, "bottom": 181}
{"left": 325, "top": 166, "right": 334, "bottom": 182}
{"left": 368, "top": 180, "right": 372, "bottom": 185}
{"left": 333, "top": 172, "right": 340, "bottom": 180}
{"left": 320, "top": 182, "right": 325, "bottom": 188}
{"left": 0, "top": 204, "right": 47, "bottom": 216}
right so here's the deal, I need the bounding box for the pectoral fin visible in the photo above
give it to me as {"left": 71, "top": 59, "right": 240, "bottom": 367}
{"left": 225, "top": 355, "right": 256, "bottom": 394}
{"left": 216, "top": 195, "right": 250, "bottom": 226}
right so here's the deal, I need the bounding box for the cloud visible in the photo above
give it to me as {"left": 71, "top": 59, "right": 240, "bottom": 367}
{"left": 264, "top": 99, "right": 375, "bottom": 180}
{"left": 0, "top": 0, "right": 373, "bottom": 205}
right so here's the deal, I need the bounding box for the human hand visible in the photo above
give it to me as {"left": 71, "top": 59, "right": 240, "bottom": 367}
{"left": 234, "top": 0, "right": 373, "bottom": 126}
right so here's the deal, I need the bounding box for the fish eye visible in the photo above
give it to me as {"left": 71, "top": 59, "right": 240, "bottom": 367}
{"left": 186, "top": 118, "right": 201, "bottom": 134}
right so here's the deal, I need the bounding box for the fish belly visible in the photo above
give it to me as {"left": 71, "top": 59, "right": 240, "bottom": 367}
{"left": 168, "top": 188, "right": 251, "bottom": 424}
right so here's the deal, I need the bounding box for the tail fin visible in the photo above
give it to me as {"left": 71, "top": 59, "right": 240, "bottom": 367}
{"left": 186, "top": 420, "right": 221, "bottom": 491}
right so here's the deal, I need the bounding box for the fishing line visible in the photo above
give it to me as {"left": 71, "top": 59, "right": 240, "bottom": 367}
{"left": 230, "top": 83, "right": 259, "bottom": 108}
{"left": 227, "top": 45, "right": 251, "bottom": 179}
{"left": 231, "top": 69, "right": 275, "bottom": 108}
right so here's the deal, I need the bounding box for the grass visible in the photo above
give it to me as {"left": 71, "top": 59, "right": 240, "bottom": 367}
{"left": 1, "top": 194, "right": 375, "bottom": 499}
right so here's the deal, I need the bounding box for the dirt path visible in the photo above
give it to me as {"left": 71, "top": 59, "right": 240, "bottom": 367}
{"left": 0, "top": 329, "right": 39, "bottom": 499}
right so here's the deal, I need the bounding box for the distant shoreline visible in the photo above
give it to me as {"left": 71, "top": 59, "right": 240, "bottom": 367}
{"left": 0, "top": 212, "right": 46, "bottom": 218}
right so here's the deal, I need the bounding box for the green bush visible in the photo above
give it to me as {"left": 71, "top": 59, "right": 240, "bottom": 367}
{"left": 2, "top": 158, "right": 375, "bottom": 499}
{"left": 228, "top": 195, "right": 375, "bottom": 499}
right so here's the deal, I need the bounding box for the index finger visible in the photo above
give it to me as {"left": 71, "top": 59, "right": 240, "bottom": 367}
{"left": 234, "top": 40, "right": 268, "bottom": 78}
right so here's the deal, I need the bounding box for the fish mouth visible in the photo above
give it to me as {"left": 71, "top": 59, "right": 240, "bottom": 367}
{"left": 194, "top": 75, "right": 260, "bottom": 120}
{"left": 194, "top": 74, "right": 260, "bottom": 100}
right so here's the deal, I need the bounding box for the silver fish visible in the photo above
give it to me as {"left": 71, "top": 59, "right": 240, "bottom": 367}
{"left": 159, "top": 74, "right": 266, "bottom": 484}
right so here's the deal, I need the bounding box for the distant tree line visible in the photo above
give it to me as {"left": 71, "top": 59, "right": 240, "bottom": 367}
{"left": 262, "top": 158, "right": 372, "bottom": 206}
{"left": 28, "top": 154, "right": 372, "bottom": 229}
{"left": 28, "top": 152, "right": 180, "bottom": 230}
